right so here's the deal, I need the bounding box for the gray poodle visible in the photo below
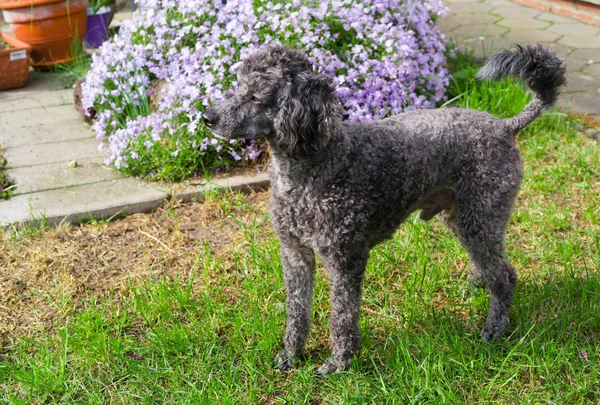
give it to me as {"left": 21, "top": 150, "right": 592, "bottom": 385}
{"left": 203, "top": 44, "right": 566, "bottom": 375}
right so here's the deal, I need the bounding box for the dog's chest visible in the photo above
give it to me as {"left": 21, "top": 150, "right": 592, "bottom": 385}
{"left": 269, "top": 183, "right": 365, "bottom": 248}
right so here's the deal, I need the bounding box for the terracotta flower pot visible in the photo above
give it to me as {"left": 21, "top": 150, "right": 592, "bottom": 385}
{"left": 0, "top": 31, "right": 32, "bottom": 90}
{"left": 0, "top": 0, "right": 89, "bottom": 68}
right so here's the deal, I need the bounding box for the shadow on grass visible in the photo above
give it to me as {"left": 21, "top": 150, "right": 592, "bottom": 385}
{"left": 358, "top": 270, "right": 599, "bottom": 368}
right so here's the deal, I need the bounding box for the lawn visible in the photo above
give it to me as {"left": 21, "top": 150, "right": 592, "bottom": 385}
{"left": 1, "top": 53, "right": 599, "bottom": 403}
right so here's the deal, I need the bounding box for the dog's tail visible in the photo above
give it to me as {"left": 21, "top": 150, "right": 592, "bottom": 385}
{"left": 476, "top": 44, "right": 566, "bottom": 134}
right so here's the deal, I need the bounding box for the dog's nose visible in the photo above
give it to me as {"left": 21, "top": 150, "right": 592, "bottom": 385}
{"left": 202, "top": 108, "right": 218, "bottom": 128}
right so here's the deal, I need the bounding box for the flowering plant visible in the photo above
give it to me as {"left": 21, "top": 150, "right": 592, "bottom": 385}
{"left": 89, "top": 0, "right": 112, "bottom": 14}
{"left": 83, "top": 0, "right": 449, "bottom": 181}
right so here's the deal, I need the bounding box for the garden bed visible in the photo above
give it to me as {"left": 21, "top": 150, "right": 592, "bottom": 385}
{"left": 82, "top": 0, "right": 450, "bottom": 181}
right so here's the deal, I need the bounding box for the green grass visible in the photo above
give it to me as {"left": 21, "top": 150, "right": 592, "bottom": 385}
{"left": 50, "top": 40, "right": 93, "bottom": 89}
{"left": 1, "top": 52, "right": 599, "bottom": 403}
{"left": 0, "top": 146, "right": 16, "bottom": 199}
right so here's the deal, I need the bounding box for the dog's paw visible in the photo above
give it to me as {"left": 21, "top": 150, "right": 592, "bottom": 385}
{"left": 315, "top": 357, "right": 350, "bottom": 376}
{"left": 480, "top": 315, "right": 509, "bottom": 341}
{"left": 315, "top": 361, "right": 339, "bottom": 376}
{"left": 274, "top": 351, "right": 296, "bottom": 371}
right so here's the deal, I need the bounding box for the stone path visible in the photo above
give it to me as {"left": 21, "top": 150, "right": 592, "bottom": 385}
{"left": 0, "top": 71, "right": 268, "bottom": 228}
{"left": 1, "top": 1, "right": 598, "bottom": 228}
{"left": 442, "top": 0, "right": 600, "bottom": 121}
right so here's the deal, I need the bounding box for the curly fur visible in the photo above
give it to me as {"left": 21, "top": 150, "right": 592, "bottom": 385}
{"left": 476, "top": 44, "right": 566, "bottom": 134}
{"left": 204, "top": 44, "right": 566, "bottom": 375}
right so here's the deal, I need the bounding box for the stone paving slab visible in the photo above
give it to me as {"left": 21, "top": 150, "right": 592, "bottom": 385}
{"left": 485, "top": 0, "right": 517, "bottom": 7}
{"left": 443, "top": 0, "right": 600, "bottom": 122}
{"left": 557, "top": 92, "right": 600, "bottom": 119}
{"left": 564, "top": 72, "right": 600, "bottom": 93}
{"left": 0, "top": 120, "right": 93, "bottom": 149}
{"left": 566, "top": 58, "right": 593, "bottom": 73}
{"left": 492, "top": 5, "right": 542, "bottom": 18}
{"left": 497, "top": 16, "right": 550, "bottom": 29}
{"left": 502, "top": 29, "right": 561, "bottom": 43}
{"left": 0, "top": 89, "right": 73, "bottom": 112}
{"left": 537, "top": 12, "right": 581, "bottom": 24}
{"left": 558, "top": 35, "right": 600, "bottom": 49}
{"left": 452, "top": 23, "right": 510, "bottom": 37}
{"left": 444, "top": 13, "right": 502, "bottom": 27}
{"left": 449, "top": 2, "right": 495, "bottom": 13}
{"left": 569, "top": 49, "right": 600, "bottom": 63}
{"left": 542, "top": 42, "right": 574, "bottom": 57}
{"left": 583, "top": 64, "right": 600, "bottom": 77}
{"left": 0, "top": 173, "right": 271, "bottom": 228}
{"left": 5, "top": 137, "right": 104, "bottom": 169}
{"left": 0, "top": 105, "right": 81, "bottom": 128}
{"left": 5, "top": 159, "right": 120, "bottom": 196}
{"left": 0, "top": 178, "right": 168, "bottom": 228}
{"left": 547, "top": 22, "right": 600, "bottom": 35}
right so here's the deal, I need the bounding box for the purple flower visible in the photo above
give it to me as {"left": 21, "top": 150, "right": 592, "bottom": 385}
{"left": 83, "top": 0, "right": 450, "bottom": 172}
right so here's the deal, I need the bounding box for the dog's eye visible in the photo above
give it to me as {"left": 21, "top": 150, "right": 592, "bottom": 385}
{"left": 250, "top": 95, "right": 260, "bottom": 103}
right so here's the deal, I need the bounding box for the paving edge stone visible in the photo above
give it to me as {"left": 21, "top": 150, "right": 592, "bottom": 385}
{"left": 0, "top": 172, "right": 271, "bottom": 230}
{"left": 171, "top": 172, "right": 271, "bottom": 203}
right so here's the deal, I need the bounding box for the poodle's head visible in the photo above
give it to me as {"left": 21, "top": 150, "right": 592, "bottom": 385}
{"left": 204, "top": 45, "right": 341, "bottom": 159}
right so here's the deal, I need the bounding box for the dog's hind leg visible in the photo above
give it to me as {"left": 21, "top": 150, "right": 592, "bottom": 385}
{"left": 465, "top": 238, "right": 517, "bottom": 340}
{"left": 275, "top": 241, "right": 316, "bottom": 371}
{"left": 439, "top": 205, "right": 486, "bottom": 288}
{"left": 316, "top": 248, "right": 369, "bottom": 375}
{"left": 453, "top": 180, "right": 520, "bottom": 341}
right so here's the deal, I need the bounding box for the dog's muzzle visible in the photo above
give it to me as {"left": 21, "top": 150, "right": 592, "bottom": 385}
{"left": 202, "top": 108, "right": 219, "bottom": 128}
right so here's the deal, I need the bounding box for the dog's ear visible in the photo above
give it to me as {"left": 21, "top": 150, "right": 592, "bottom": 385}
{"left": 274, "top": 71, "right": 341, "bottom": 159}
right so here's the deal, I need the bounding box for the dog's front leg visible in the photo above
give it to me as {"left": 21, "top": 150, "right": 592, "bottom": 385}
{"left": 275, "top": 241, "right": 316, "bottom": 371}
{"left": 316, "top": 249, "right": 368, "bottom": 375}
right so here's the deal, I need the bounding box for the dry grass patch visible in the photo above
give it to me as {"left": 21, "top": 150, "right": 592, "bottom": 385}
{"left": 0, "top": 192, "right": 271, "bottom": 345}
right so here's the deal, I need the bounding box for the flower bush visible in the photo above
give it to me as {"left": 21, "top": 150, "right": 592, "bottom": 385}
{"left": 83, "top": 0, "right": 450, "bottom": 181}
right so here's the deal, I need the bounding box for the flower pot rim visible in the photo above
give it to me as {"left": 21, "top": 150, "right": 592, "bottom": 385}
{"left": 0, "top": 0, "right": 67, "bottom": 10}
{"left": 0, "top": 31, "right": 32, "bottom": 52}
